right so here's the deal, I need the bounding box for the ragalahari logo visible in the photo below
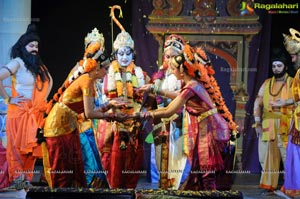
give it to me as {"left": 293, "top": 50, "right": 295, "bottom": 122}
{"left": 240, "top": 0, "right": 254, "bottom": 15}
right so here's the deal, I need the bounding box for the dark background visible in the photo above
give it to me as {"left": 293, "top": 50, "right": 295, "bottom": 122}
{"left": 31, "top": 0, "right": 134, "bottom": 97}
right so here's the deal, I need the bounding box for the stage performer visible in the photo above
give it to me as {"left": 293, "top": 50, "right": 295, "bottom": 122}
{"left": 281, "top": 28, "right": 300, "bottom": 198}
{"left": 62, "top": 28, "right": 110, "bottom": 188}
{"left": 133, "top": 44, "right": 234, "bottom": 190}
{"left": 39, "top": 28, "right": 127, "bottom": 188}
{"left": 138, "top": 34, "right": 187, "bottom": 189}
{"left": 253, "top": 48, "right": 294, "bottom": 194}
{"left": 0, "top": 23, "right": 52, "bottom": 189}
{"left": 96, "top": 5, "right": 150, "bottom": 189}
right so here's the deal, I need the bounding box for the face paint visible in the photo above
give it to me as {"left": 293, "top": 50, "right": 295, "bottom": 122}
{"left": 116, "top": 46, "right": 133, "bottom": 67}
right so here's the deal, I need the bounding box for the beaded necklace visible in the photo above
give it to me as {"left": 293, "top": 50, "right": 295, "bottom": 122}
{"left": 268, "top": 74, "right": 288, "bottom": 97}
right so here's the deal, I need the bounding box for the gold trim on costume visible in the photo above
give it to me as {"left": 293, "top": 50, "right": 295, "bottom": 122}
{"left": 43, "top": 102, "right": 78, "bottom": 137}
{"left": 197, "top": 108, "right": 218, "bottom": 122}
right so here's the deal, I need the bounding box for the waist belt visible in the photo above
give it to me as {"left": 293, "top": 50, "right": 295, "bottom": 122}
{"left": 198, "top": 108, "right": 218, "bottom": 122}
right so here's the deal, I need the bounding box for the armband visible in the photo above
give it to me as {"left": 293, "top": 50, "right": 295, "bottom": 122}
{"left": 2, "top": 66, "right": 13, "bottom": 76}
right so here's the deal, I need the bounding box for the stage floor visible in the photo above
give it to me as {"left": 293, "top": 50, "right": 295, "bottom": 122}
{"left": 23, "top": 174, "right": 287, "bottom": 199}
{"left": 1, "top": 172, "right": 288, "bottom": 199}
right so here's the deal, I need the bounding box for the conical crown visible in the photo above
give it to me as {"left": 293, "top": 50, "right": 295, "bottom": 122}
{"left": 84, "top": 28, "right": 105, "bottom": 48}
{"left": 283, "top": 28, "right": 300, "bottom": 55}
{"left": 113, "top": 30, "right": 134, "bottom": 51}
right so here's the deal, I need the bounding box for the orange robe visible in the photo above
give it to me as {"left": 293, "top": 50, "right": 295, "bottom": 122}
{"left": 6, "top": 76, "right": 50, "bottom": 182}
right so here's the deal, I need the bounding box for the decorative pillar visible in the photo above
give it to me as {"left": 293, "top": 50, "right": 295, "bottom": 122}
{"left": 0, "top": 0, "right": 31, "bottom": 147}
{"left": 0, "top": 0, "right": 31, "bottom": 65}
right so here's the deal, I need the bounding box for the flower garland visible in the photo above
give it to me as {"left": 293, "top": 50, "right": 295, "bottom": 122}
{"left": 107, "top": 60, "right": 145, "bottom": 104}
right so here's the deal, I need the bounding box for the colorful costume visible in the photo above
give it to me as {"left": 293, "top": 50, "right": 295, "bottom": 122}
{"left": 98, "top": 59, "right": 148, "bottom": 188}
{"left": 42, "top": 74, "right": 93, "bottom": 188}
{"left": 78, "top": 78, "right": 108, "bottom": 188}
{"left": 77, "top": 29, "right": 108, "bottom": 188}
{"left": 6, "top": 58, "right": 50, "bottom": 183}
{"left": 42, "top": 30, "right": 109, "bottom": 187}
{"left": 0, "top": 24, "right": 52, "bottom": 187}
{"left": 0, "top": 141, "right": 9, "bottom": 188}
{"left": 144, "top": 44, "right": 234, "bottom": 190}
{"left": 281, "top": 28, "right": 300, "bottom": 197}
{"left": 178, "top": 80, "right": 230, "bottom": 190}
{"left": 79, "top": 117, "right": 108, "bottom": 188}
{"left": 254, "top": 73, "right": 293, "bottom": 191}
{"left": 148, "top": 34, "right": 186, "bottom": 189}
{"left": 96, "top": 5, "right": 149, "bottom": 188}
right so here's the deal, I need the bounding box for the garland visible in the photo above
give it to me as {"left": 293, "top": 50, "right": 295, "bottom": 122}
{"left": 107, "top": 60, "right": 144, "bottom": 103}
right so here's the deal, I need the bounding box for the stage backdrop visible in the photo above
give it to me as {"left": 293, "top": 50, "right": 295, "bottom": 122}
{"left": 31, "top": 0, "right": 300, "bottom": 174}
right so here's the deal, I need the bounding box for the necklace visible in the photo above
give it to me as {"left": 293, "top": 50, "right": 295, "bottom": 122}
{"left": 268, "top": 74, "right": 288, "bottom": 97}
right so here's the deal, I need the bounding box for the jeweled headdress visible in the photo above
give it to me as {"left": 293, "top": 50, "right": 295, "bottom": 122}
{"left": 283, "top": 28, "right": 300, "bottom": 55}
{"left": 164, "top": 34, "right": 186, "bottom": 53}
{"left": 113, "top": 31, "right": 134, "bottom": 51}
{"left": 110, "top": 5, "right": 134, "bottom": 51}
{"left": 83, "top": 28, "right": 105, "bottom": 59}
{"left": 84, "top": 28, "right": 105, "bottom": 48}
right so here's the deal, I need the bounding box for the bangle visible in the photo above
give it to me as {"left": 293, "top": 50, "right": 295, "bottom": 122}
{"left": 4, "top": 96, "right": 11, "bottom": 104}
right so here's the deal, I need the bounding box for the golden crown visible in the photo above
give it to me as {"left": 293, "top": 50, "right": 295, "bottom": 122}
{"left": 283, "top": 28, "right": 300, "bottom": 55}
{"left": 84, "top": 28, "right": 105, "bottom": 48}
